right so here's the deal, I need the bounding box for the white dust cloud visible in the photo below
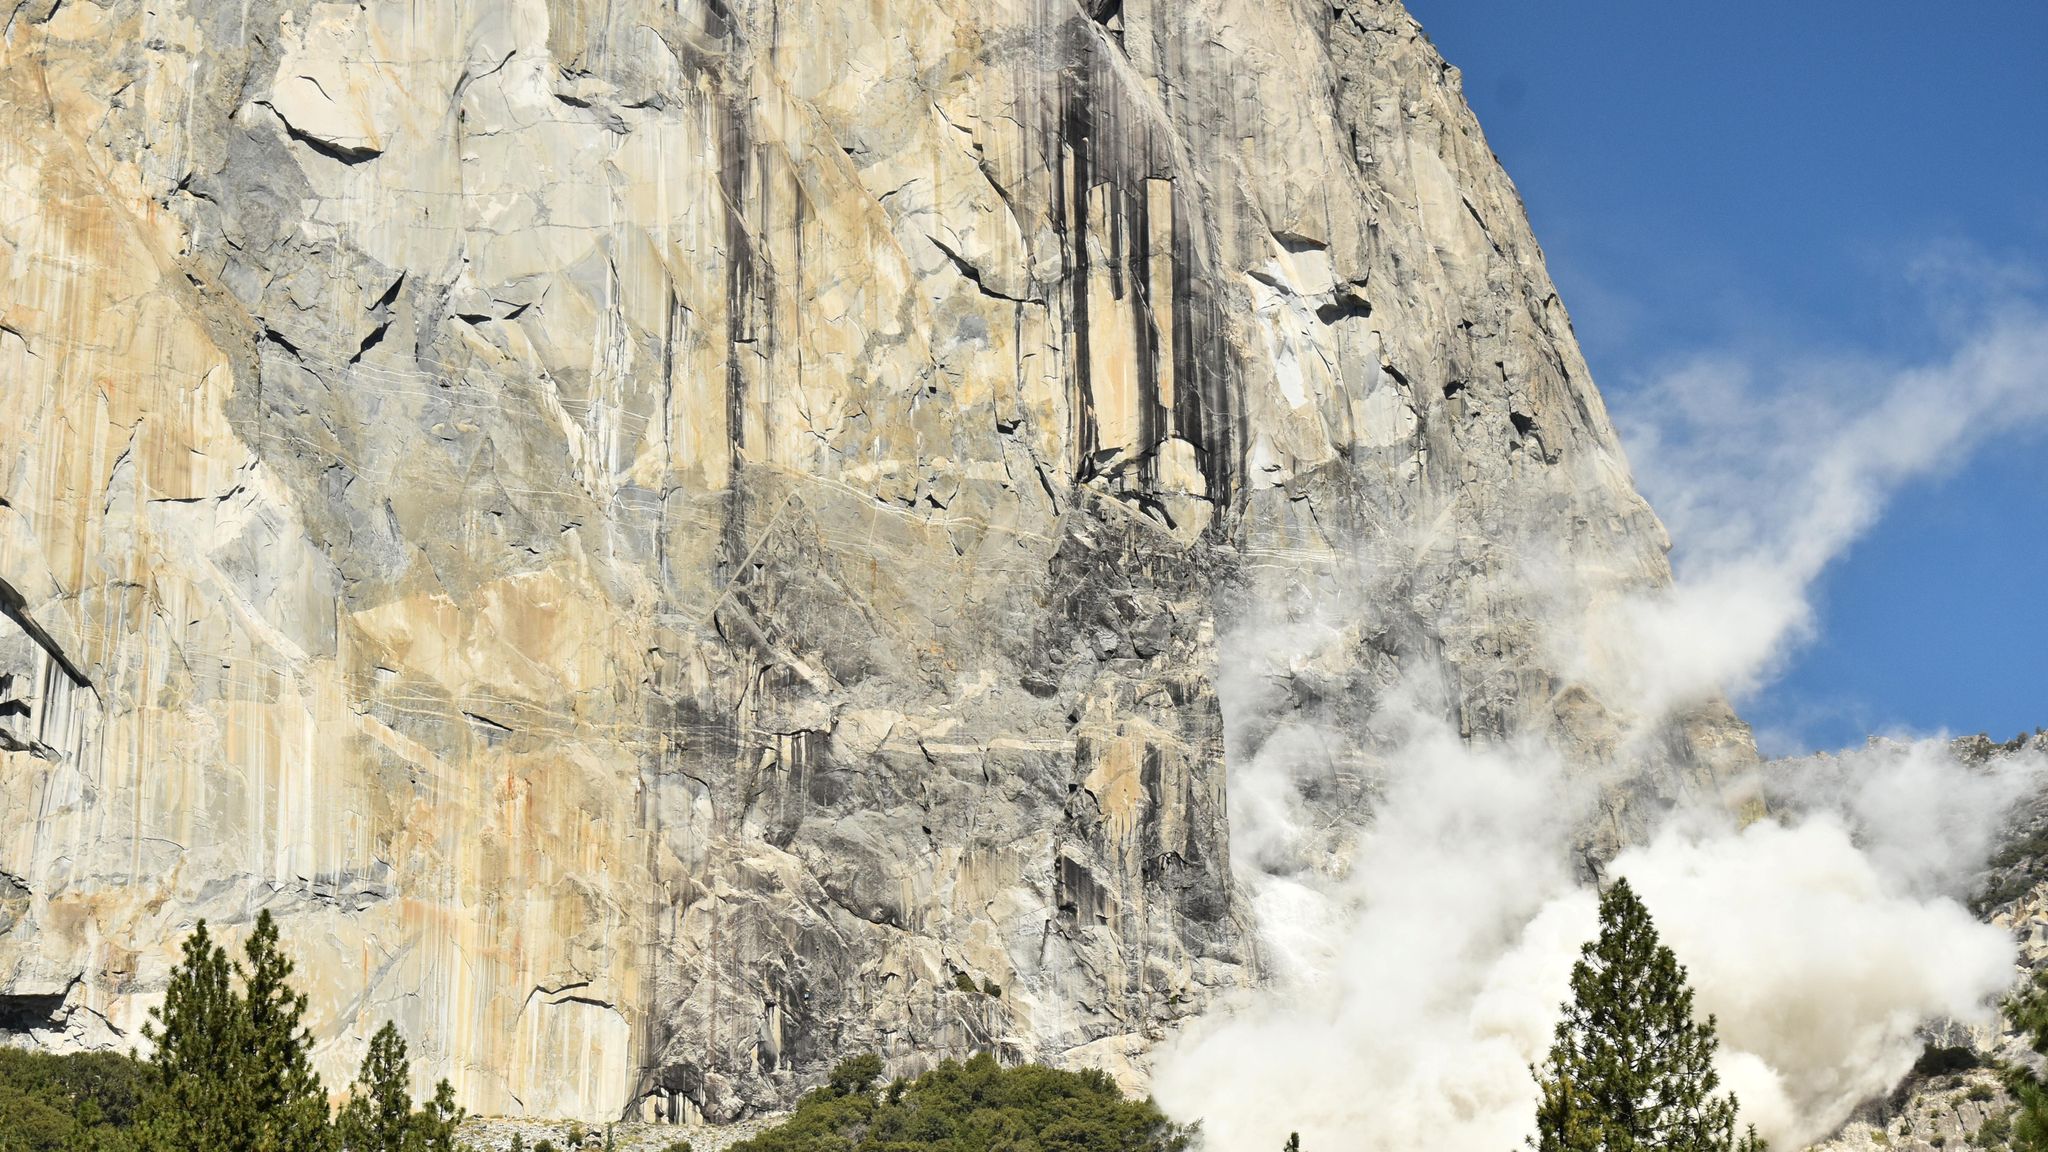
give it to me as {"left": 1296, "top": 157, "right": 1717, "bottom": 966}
{"left": 1566, "top": 310, "right": 2048, "bottom": 721}
{"left": 1153, "top": 313, "right": 2048, "bottom": 1150}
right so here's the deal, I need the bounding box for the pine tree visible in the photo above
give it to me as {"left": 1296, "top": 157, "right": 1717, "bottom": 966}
{"left": 240, "top": 910, "right": 332, "bottom": 1151}
{"left": 136, "top": 913, "right": 334, "bottom": 1152}
{"left": 1530, "top": 878, "right": 1767, "bottom": 1152}
{"left": 336, "top": 1021, "right": 464, "bottom": 1152}
{"left": 415, "top": 1079, "right": 463, "bottom": 1152}
{"left": 337, "top": 1024, "right": 413, "bottom": 1152}
{"left": 136, "top": 920, "right": 251, "bottom": 1151}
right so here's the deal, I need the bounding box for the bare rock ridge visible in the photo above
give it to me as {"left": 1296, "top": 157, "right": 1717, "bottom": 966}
{"left": 0, "top": 0, "right": 1750, "bottom": 1124}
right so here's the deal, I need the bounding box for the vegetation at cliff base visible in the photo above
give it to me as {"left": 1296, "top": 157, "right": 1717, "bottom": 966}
{"left": 0, "top": 911, "right": 459, "bottom": 1152}
{"left": 728, "top": 1051, "right": 1195, "bottom": 1152}
{"left": 1530, "top": 877, "right": 1766, "bottom": 1152}
{"left": 1, "top": 891, "right": 1802, "bottom": 1152}
{"left": 0, "top": 1047, "right": 150, "bottom": 1151}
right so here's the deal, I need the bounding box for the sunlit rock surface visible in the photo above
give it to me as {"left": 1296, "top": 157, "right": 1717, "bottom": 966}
{"left": 0, "top": 0, "right": 1749, "bottom": 1122}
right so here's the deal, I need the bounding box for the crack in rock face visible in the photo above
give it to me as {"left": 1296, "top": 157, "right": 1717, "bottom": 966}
{"left": 0, "top": 0, "right": 1751, "bottom": 1126}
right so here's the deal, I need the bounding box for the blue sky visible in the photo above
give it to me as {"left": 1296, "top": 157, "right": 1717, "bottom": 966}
{"left": 1404, "top": 1, "right": 2048, "bottom": 753}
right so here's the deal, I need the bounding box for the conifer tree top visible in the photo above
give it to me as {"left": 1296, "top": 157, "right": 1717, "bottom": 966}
{"left": 1531, "top": 878, "right": 1765, "bottom": 1152}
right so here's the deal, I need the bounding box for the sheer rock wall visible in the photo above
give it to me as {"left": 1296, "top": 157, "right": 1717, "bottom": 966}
{"left": 0, "top": 0, "right": 1749, "bottom": 1122}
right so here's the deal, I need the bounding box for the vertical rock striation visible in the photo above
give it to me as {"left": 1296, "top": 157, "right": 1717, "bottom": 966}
{"left": 0, "top": 0, "right": 1750, "bottom": 1122}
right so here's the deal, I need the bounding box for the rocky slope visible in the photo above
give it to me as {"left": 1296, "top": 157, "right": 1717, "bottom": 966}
{"left": 0, "top": 0, "right": 1750, "bottom": 1123}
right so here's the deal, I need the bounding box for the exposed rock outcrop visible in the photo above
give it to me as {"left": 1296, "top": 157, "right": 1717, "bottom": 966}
{"left": 0, "top": 0, "right": 1748, "bottom": 1122}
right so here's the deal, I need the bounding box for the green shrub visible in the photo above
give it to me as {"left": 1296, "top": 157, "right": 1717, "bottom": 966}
{"left": 827, "top": 1053, "right": 884, "bottom": 1097}
{"left": 729, "top": 1052, "right": 1195, "bottom": 1152}
{"left": 1913, "top": 1045, "right": 1981, "bottom": 1078}
{"left": 946, "top": 970, "right": 1002, "bottom": 997}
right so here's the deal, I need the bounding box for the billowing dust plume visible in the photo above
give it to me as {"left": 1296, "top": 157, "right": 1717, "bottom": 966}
{"left": 1154, "top": 313, "right": 2048, "bottom": 1150}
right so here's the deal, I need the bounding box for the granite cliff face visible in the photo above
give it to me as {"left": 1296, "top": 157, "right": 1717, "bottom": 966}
{"left": 0, "top": 0, "right": 1749, "bottom": 1123}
